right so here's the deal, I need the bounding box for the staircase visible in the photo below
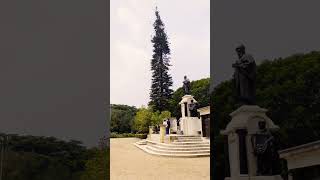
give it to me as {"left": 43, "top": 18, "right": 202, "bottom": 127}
{"left": 134, "top": 135, "right": 210, "bottom": 158}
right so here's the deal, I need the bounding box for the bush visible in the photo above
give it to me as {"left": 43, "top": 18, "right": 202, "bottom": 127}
{"left": 110, "top": 132, "right": 147, "bottom": 139}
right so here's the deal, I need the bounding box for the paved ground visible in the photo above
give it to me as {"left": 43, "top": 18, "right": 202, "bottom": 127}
{"left": 110, "top": 138, "right": 210, "bottom": 180}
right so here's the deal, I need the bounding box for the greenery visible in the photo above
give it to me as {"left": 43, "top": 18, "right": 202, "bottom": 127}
{"left": 149, "top": 8, "right": 173, "bottom": 112}
{"left": 111, "top": 104, "right": 137, "bottom": 133}
{"left": 133, "top": 106, "right": 171, "bottom": 133}
{"left": 212, "top": 51, "right": 320, "bottom": 179}
{"left": 80, "top": 147, "right": 109, "bottom": 180}
{"left": 0, "top": 133, "right": 109, "bottom": 180}
{"left": 110, "top": 132, "right": 147, "bottom": 139}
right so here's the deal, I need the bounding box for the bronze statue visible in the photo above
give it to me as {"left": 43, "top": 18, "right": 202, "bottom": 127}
{"left": 183, "top": 75, "right": 191, "bottom": 95}
{"left": 251, "top": 121, "right": 274, "bottom": 176}
{"left": 189, "top": 100, "right": 198, "bottom": 117}
{"left": 232, "top": 44, "right": 256, "bottom": 105}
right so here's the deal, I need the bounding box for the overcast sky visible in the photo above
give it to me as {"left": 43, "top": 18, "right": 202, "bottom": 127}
{"left": 212, "top": 0, "right": 320, "bottom": 88}
{"left": 111, "top": 0, "right": 210, "bottom": 107}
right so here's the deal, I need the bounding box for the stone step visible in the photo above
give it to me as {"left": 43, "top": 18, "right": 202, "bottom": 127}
{"left": 149, "top": 144, "right": 210, "bottom": 151}
{"left": 134, "top": 143, "right": 210, "bottom": 158}
{"left": 146, "top": 146, "right": 210, "bottom": 155}
{"left": 146, "top": 140, "right": 209, "bottom": 148}
{"left": 135, "top": 140, "right": 147, "bottom": 145}
{"left": 171, "top": 141, "right": 210, "bottom": 145}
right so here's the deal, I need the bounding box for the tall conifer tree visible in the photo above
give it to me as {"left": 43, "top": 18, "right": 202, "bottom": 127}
{"left": 149, "top": 8, "right": 173, "bottom": 112}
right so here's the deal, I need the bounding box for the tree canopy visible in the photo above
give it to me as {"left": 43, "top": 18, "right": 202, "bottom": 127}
{"left": 110, "top": 104, "right": 137, "bottom": 133}
{"left": 0, "top": 133, "right": 109, "bottom": 180}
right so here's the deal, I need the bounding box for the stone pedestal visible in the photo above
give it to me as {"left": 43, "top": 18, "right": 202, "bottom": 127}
{"left": 159, "top": 124, "right": 165, "bottom": 143}
{"left": 149, "top": 126, "right": 154, "bottom": 135}
{"left": 221, "top": 105, "right": 282, "bottom": 180}
{"left": 180, "top": 117, "right": 202, "bottom": 136}
{"left": 179, "top": 95, "right": 202, "bottom": 136}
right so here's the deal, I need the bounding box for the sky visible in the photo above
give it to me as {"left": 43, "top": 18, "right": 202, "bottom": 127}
{"left": 111, "top": 0, "right": 210, "bottom": 107}
{"left": 0, "top": 0, "right": 107, "bottom": 147}
{"left": 212, "top": 0, "right": 320, "bottom": 89}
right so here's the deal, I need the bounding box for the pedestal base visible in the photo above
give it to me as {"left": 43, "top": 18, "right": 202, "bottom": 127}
{"left": 180, "top": 117, "right": 202, "bottom": 136}
{"left": 221, "top": 105, "right": 282, "bottom": 178}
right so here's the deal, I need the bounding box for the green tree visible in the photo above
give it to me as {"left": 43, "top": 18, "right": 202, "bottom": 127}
{"left": 133, "top": 106, "right": 171, "bottom": 133}
{"left": 0, "top": 133, "right": 92, "bottom": 180}
{"left": 80, "top": 148, "right": 109, "bottom": 180}
{"left": 149, "top": 8, "right": 173, "bottom": 112}
{"left": 150, "top": 110, "right": 171, "bottom": 126}
{"left": 110, "top": 104, "right": 137, "bottom": 133}
{"left": 133, "top": 106, "right": 153, "bottom": 133}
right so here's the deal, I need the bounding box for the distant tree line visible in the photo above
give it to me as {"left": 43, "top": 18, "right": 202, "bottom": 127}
{"left": 212, "top": 50, "right": 320, "bottom": 179}
{"left": 0, "top": 133, "right": 109, "bottom": 180}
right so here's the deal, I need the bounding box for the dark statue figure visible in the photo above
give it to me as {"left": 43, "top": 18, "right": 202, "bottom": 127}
{"left": 183, "top": 76, "right": 191, "bottom": 95}
{"left": 232, "top": 44, "right": 256, "bottom": 105}
{"left": 251, "top": 121, "right": 275, "bottom": 176}
{"left": 189, "top": 100, "right": 198, "bottom": 117}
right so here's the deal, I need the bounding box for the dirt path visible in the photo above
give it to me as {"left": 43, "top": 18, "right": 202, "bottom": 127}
{"left": 110, "top": 138, "right": 210, "bottom": 180}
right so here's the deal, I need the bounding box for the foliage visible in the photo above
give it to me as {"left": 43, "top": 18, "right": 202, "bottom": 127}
{"left": 133, "top": 106, "right": 171, "bottom": 133}
{"left": 149, "top": 8, "right": 173, "bottom": 112}
{"left": 0, "top": 133, "right": 109, "bottom": 180}
{"left": 212, "top": 51, "right": 320, "bottom": 179}
{"left": 80, "top": 147, "right": 109, "bottom": 180}
{"left": 111, "top": 104, "right": 137, "bottom": 133}
{"left": 169, "top": 78, "right": 210, "bottom": 118}
{"left": 151, "top": 110, "right": 171, "bottom": 126}
{"left": 110, "top": 132, "right": 147, "bottom": 139}
{"left": 133, "top": 106, "right": 153, "bottom": 133}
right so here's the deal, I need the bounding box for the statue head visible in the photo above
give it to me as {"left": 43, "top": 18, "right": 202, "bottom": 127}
{"left": 258, "top": 120, "right": 266, "bottom": 130}
{"left": 184, "top": 75, "right": 187, "bottom": 80}
{"left": 235, "top": 44, "right": 246, "bottom": 59}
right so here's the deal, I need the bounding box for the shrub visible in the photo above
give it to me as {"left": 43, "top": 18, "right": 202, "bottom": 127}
{"left": 110, "top": 132, "right": 147, "bottom": 139}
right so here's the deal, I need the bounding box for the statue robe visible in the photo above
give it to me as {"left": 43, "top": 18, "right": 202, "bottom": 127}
{"left": 183, "top": 79, "right": 191, "bottom": 95}
{"left": 234, "top": 53, "right": 256, "bottom": 104}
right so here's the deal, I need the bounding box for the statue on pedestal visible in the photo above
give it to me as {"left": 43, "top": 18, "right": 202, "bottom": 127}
{"left": 251, "top": 121, "right": 275, "bottom": 176}
{"left": 232, "top": 44, "right": 256, "bottom": 105}
{"left": 183, "top": 75, "right": 191, "bottom": 95}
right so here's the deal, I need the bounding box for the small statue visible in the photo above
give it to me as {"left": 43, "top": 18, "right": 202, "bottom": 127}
{"left": 251, "top": 121, "right": 274, "bottom": 176}
{"left": 189, "top": 100, "right": 198, "bottom": 117}
{"left": 232, "top": 44, "right": 256, "bottom": 105}
{"left": 183, "top": 76, "right": 191, "bottom": 95}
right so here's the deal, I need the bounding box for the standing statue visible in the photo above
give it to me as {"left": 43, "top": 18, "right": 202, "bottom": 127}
{"left": 232, "top": 44, "right": 256, "bottom": 105}
{"left": 251, "top": 121, "right": 274, "bottom": 176}
{"left": 189, "top": 100, "right": 198, "bottom": 117}
{"left": 183, "top": 75, "right": 191, "bottom": 95}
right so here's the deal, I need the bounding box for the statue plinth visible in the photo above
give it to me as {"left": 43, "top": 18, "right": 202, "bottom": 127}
{"left": 221, "top": 105, "right": 282, "bottom": 180}
{"left": 159, "top": 124, "right": 165, "bottom": 143}
{"left": 178, "top": 95, "right": 202, "bottom": 136}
